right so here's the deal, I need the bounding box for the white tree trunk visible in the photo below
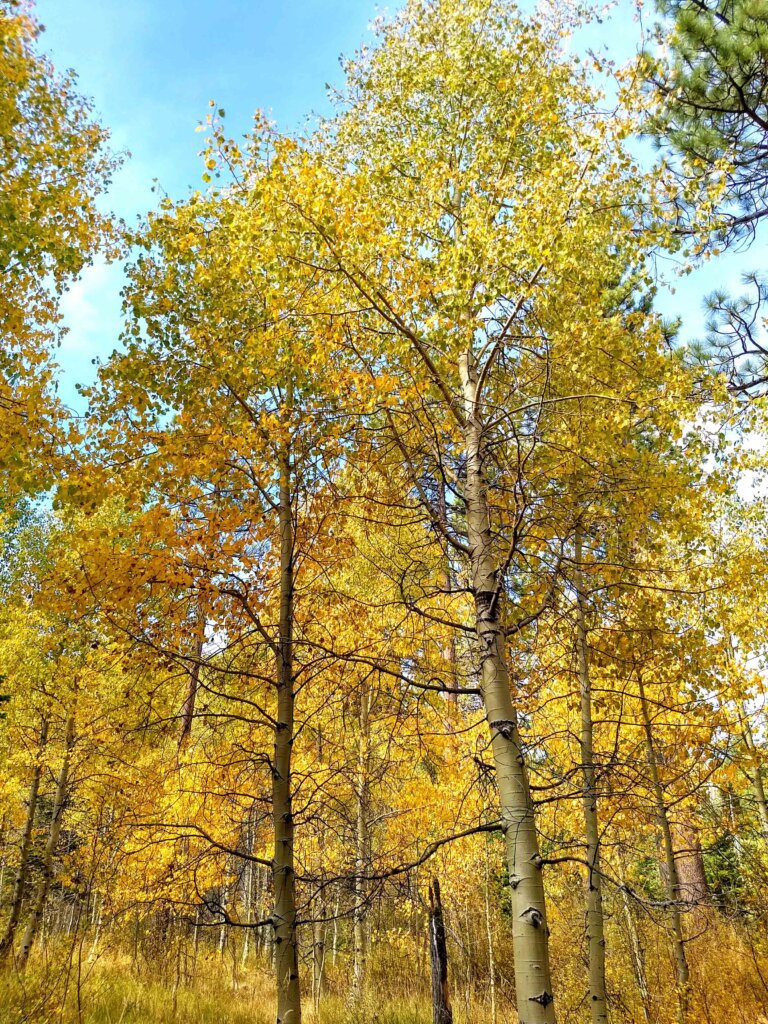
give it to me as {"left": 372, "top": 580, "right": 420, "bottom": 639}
{"left": 574, "top": 532, "right": 608, "bottom": 1024}
{"left": 460, "top": 352, "right": 555, "bottom": 1024}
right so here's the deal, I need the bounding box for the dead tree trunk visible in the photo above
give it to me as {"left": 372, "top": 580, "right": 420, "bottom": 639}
{"left": 271, "top": 427, "right": 301, "bottom": 1024}
{"left": 428, "top": 878, "right": 453, "bottom": 1024}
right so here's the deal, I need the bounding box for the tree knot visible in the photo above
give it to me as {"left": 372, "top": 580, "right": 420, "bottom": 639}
{"left": 520, "top": 905, "right": 544, "bottom": 928}
{"left": 490, "top": 719, "right": 516, "bottom": 741}
{"left": 529, "top": 990, "right": 554, "bottom": 1007}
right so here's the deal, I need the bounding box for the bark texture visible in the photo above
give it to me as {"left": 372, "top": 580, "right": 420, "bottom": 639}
{"left": 179, "top": 606, "right": 206, "bottom": 749}
{"left": 0, "top": 717, "right": 48, "bottom": 961}
{"left": 638, "top": 679, "right": 689, "bottom": 1024}
{"left": 428, "top": 877, "right": 453, "bottom": 1024}
{"left": 461, "top": 352, "right": 555, "bottom": 1024}
{"left": 740, "top": 706, "right": 768, "bottom": 839}
{"left": 272, "top": 441, "right": 301, "bottom": 1024}
{"left": 574, "top": 533, "right": 608, "bottom": 1024}
{"left": 352, "top": 683, "right": 371, "bottom": 1000}
{"left": 18, "top": 713, "right": 75, "bottom": 969}
{"left": 619, "top": 862, "right": 651, "bottom": 1024}
{"left": 672, "top": 822, "right": 710, "bottom": 906}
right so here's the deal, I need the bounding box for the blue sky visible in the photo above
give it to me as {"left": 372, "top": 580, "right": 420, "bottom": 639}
{"left": 34, "top": 0, "right": 765, "bottom": 409}
{"left": 36, "top": 0, "right": 379, "bottom": 406}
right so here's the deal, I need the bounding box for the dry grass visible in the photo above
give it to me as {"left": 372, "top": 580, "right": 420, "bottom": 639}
{"left": 0, "top": 947, "right": 467, "bottom": 1024}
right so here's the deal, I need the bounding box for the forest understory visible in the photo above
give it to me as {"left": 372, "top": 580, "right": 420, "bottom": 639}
{"left": 4, "top": 896, "right": 768, "bottom": 1024}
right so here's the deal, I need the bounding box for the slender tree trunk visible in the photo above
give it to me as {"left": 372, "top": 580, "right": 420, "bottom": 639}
{"left": 312, "top": 911, "right": 326, "bottom": 1014}
{"left": 179, "top": 605, "right": 206, "bottom": 749}
{"left": 18, "top": 713, "right": 75, "bottom": 969}
{"left": 0, "top": 717, "right": 48, "bottom": 961}
{"left": 619, "top": 861, "right": 651, "bottom": 1024}
{"left": 483, "top": 842, "right": 497, "bottom": 1024}
{"left": 352, "top": 682, "right": 371, "bottom": 1000}
{"left": 331, "top": 892, "right": 339, "bottom": 966}
{"left": 241, "top": 808, "right": 256, "bottom": 967}
{"left": 638, "top": 679, "right": 689, "bottom": 1024}
{"left": 574, "top": 532, "right": 608, "bottom": 1024}
{"left": 218, "top": 888, "right": 228, "bottom": 956}
{"left": 437, "top": 483, "right": 459, "bottom": 709}
{"left": 89, "top": 896, "right": 102, "bottom": 960}
{"left": 271, "top": 431, "right": 301, "bottom": 1024}
{"left": 460, "top": 352, "right": 555, "bottom": 1024}
{"left": 739, "top": 705, "right": 768, "bottom": 838}
{"left": 429, "top": 878, "right": 453, "bottom": 1024}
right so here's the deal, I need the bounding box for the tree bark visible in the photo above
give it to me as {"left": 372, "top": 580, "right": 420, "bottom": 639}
{"left": 0, "top": 717, "right": 48, "bottom": 962}
{"left": 739, "top": 705, "right": 768, "bottom": 839}
{"left": 271, "top": 433, "right": 301, "bottom": 1024}
{"left": 428, "top": 877, "right": 453, "bottom": 1024}
{"left": 312, "top": 911, "right": 326, "bottom": 1014}
{"left": 352, "top": 681, "right": 371, "bottom": 1000}
{"left": 460, "top": 352, "right": 555, "bottom": 1024}
{"left": 18, "top": 712, "right": 75, "bottom": 969}
{"left": 437, "top": 483, "right": 459, "bottom": 709}
{"left": 638, "top": 679, "right": 689, "bottom": 1024}
{"left": 672, "top": 822, "right": 710, "bottom": 907}
{"left": 483, "top": 841, "right": 498, "bottom": 1024}
{"left": 241, "top": 809, "right": 257, "bottom": 967}
{"left": 179, "top": 605, "right": 206, "bottom": 749}
{"left": 618, "top": 859, "right": 651, "bottom": 1024}
{"left": 574, "top": 532, "right": 608, "bottom": 1024}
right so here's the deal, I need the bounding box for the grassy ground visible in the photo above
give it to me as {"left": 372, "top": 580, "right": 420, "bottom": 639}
{"left": 0, "top": 946, "right": 497, "bottom": 1024}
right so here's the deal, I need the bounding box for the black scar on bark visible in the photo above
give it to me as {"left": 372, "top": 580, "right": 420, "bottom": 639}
{"left": 475, "top": 590, "right": 497, "bottom": 621}
{"left": 490, "top": 719, "right": 517, "bottom": 741}
{"left": 530, "top": 991, "right": 554, "bottom": 1007}
{"left": 520, "top": 906, "right": 544, "bottom": 928}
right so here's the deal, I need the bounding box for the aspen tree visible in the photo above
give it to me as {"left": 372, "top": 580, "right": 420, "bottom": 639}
{"left": 0, "top": 0, "right": 117, "bottom": 503}
{"left": 0, "top": 716, "right": 47, "bottom": 960}
{"left": 574, "top": 531, "right": 608, "bottom": 1024}
{"left": 18, "top": 712, "right": 75, "bottom": 968}
{"left": 637, "top": 677, "right": 690, "bottom": 1024}
{"left": 271, "top": 380, "right": 301, "bottom": 1024}
{"left": 267, "top": 2, "right": 697, "bottom": 1017}
{"left": 352, "top": 681, "right": 372, "bottom": 1001}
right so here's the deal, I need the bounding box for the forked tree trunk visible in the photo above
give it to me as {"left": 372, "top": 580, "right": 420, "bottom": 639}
{"left": 0, "top": 717, "right": 48, "bottom": 961}
{"left": 272, "top": 436, "right": 301, "bottom": 1024}
{"left": 638, "top": 679, "right": 689, "bottom": 1024}
{"left": 18, "top": 713, "right": 75, "bottom": 969}
{"left": 460, "top": 352, "right": 555, "bottom": 1024}
{"left": 574, "top": 532, "right": 608, "bottom": 1024}
{"left": 428, "top": 877, "right": 453, "bottom": 1024}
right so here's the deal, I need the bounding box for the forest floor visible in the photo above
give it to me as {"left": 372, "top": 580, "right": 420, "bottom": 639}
{"left": 0, "top": 947, "right": 502, "bottom": 1024}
